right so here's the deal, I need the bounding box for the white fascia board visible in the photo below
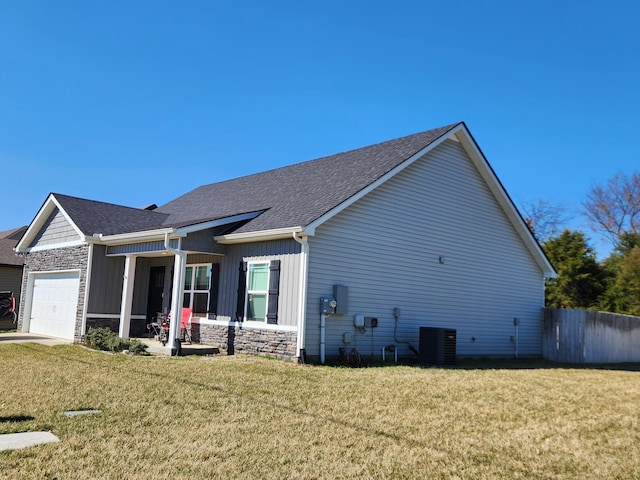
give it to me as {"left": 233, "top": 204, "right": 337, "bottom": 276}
{"left": 16, "top": 194, "right": 86, "bottom": 252}
{"left": 454, "top": 127, "right": 557, "bottom": 277}
{"left": 304, "top": 126, "right": 462, "bottom": 235}
{"left": 215, "top": 226, "right": 304, "bottom": 244}
{"left": 95, "top": 228, "right": 176, "bottom": 244}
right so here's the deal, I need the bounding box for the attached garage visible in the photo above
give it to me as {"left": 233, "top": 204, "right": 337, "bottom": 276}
{"left": 26, "top": 271, "right": 80, "bottom": 340}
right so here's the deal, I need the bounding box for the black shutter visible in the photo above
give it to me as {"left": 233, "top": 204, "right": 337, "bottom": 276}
{"left": 235, "top": 261, "right": 247, "bottom": 321}
{"left": 207, "top": 263, "right": 220, "bottom": 319}
{"left": 266, "top": 260, "right": 281, "bottom": 324}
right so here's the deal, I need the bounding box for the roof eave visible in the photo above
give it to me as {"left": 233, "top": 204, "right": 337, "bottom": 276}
{"left": 96, "top": 211, "right": 267, "bottom": 245}
{"left": 93, "top": 228, "right": 177, "bottom": 244}
{"left": 215, "top": 226, "right": 304, "bottom": 244}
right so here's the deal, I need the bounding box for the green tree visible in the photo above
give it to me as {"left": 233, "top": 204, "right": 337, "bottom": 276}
{"left": 598, "top": 232, "right": 640, "bottom": 314}
{"left": 543, "top": 230, "right": 605, "bottom": 308}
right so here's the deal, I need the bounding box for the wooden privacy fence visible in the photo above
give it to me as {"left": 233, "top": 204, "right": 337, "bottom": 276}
{"left": 543, "top": 308, "right": 640, "bottom": 363}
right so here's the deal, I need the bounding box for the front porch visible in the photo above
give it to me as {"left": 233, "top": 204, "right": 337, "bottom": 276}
{"left": 138, "top": 335, "right": 220, "bottom": 356}
{"left": 83, "top": 228, "right": 301, "bottom": 361}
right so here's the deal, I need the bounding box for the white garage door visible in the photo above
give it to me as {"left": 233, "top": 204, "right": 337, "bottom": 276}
{"left": 28, "top": 272, "right": 80, "bottom": 340}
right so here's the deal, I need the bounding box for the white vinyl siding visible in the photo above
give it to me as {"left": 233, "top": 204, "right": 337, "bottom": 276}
{"left": 305, "top": 139, "right": 545, "bottom": 359}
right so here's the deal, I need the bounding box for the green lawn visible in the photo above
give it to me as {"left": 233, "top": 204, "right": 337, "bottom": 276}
{"left": 1, "top": 344, "right": 639, "bottom": 479}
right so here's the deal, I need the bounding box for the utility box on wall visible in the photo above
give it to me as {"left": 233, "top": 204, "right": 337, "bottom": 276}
{"left": 333, "top": 285, "right": 348, "bottom": 315}
{"left": 419, "top": 327, "right": 457, "bottom": 366}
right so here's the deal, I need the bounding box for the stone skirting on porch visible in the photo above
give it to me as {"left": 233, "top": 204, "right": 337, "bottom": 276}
{"left": 193, "top": 322, "right": 297, "bottom": 361}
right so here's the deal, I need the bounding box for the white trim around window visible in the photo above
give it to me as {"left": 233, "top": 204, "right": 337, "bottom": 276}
{"left": 245, "top": 261, "right": 269, "bottom": 322}
{"left": 183, "top": 263, "right": 211, "bottom": 316}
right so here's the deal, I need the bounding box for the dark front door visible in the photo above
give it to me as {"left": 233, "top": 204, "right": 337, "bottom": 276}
{"left": 146, "top": 266, "right": 166, "bottom": 325}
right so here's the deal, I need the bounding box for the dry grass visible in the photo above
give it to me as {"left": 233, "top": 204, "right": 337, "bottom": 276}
{"left": 1, "top": 344, "right": 639, "bottom": 479}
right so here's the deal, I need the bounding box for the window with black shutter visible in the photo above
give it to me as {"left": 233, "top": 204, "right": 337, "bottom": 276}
{"left": 235, "top": 261, "right": 247, "bottom": 321}
{"left": 266, "top": 260, "right": 280, "bottom": 324}
{"left": 207, "top": 263, "right": 220, "bottom": 319}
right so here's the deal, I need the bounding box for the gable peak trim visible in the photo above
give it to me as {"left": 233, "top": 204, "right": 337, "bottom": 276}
{"left": 16, "top": 194, "right": 86, "bottom": 252}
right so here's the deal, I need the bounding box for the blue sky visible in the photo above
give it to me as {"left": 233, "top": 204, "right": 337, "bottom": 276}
{"left": 1, "top": 1, "right": 638, "bottom": 257}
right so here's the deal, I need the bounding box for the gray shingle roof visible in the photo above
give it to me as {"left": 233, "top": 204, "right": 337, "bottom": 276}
{"left": 53, "top": 194, "right": 170, "bottom": 236}
{"left": 156, "top": 123, "right": 460, "bottom": 234}
{"left": 0, "top": 227, "right": 27, "bottom": 240}
{"left": 54, "top": 123, "right": 460, "bottom": 236}
{"left": 0, "top": 238, "right": 22, "bottom": 266}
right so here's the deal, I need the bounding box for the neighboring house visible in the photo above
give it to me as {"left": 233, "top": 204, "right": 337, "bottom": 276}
{"left": 0, "top": 227, "right": 26, "bottom": 328}
{"left": 15, "top": 123, "right": 555, "bottom": 361}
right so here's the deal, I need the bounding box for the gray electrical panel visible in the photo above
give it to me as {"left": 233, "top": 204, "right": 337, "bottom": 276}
{"left": 333, "top": 285, "right": 348, "bottom": 315}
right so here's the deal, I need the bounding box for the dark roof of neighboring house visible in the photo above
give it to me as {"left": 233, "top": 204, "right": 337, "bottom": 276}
{"left": 0, "top": 226, "right": 27, "bottom": 240}
{"left": 0, "top": 238, "right": 22, "bottom": 266}
{"left": 48, "top": 123, "right": 460, "bottom": 236}
{"left": 156, "top": 123, "right": 460, "bottom": 234}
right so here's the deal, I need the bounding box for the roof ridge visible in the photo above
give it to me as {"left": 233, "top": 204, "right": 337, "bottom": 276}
{"left": 52, "top": 193, "right": 167, "bottom": 216}
{"left": 188, "top": 123, "right": 463, "bottom": 192}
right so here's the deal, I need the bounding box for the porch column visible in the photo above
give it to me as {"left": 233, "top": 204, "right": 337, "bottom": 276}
{"left": 119, "top": 254, "right": 137, "bottom": 338}
{"left": 168, "top": 251, "right": 187, "bottom": 350}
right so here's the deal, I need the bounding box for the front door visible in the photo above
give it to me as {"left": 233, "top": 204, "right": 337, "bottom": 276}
{"left": 146, "top": 266, "right": 165, "bottom": 326}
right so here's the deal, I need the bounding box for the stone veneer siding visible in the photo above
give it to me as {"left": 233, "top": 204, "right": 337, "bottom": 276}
{"left": 18, "top": 244, "right": 90, "bottom": 342}
{"left": 193, "top": 322, "right": 298, "bottom": 361}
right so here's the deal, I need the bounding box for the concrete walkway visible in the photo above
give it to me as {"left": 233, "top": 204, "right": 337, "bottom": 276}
{"left": 140, "top": 337, "right": 219, "bottom": 356}
{"left": 0, "top": 331, "right": 217, "bottom": 355}
{"left": 0, "top": 332, "right": 73, "bottom": 346}
{"left": 0, "top": 432, "right": 59, "bottom": 451}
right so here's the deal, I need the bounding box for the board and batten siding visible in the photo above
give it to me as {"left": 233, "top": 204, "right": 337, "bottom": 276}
{"left": 29, "top": 208, "right": 80, "bottom": 248}
{"left": 214, "top": 239, "right": 302, "bottom": 328}
{"left": 0, "top": 266, "right": 22, "bottom": 298}
{"left": 88, "top": 247, "right": 178, "bottom": 316}
{"left": 87, "top": 245, "right": 125, "bottom": 314}
{"left": 305, "top": 139, "right": 545, "bottom": 360}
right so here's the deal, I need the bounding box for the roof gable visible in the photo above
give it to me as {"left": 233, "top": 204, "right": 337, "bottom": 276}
{"left": 16, "top": 194, "right": 171, "bottom": 252}
{"left": 28, "top": 206, "right": 82, "bottom": 248}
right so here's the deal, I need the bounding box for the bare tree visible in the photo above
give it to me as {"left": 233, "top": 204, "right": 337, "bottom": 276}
{"left": 520, "top": 199, "right": 568, "bottom": 242}
{"left": 582, "top": 172, "right": 640, "bottom": 244}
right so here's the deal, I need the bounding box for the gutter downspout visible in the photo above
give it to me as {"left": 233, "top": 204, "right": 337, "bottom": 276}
{"left": 165, "top": 232, "right": 186, "bottom": 353}
{"left": 292, "top": 232, "right": 309, "bottom": 361}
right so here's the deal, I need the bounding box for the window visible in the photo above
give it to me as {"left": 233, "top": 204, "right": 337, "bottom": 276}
{"left": 183, "top": 264, "right": 211, "bottom": 315}
{"left": 236, "top": 260, "right": 280, "bottom": 324}
{"left": 246, "top": 262, "right": 269, "bottom": 321}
